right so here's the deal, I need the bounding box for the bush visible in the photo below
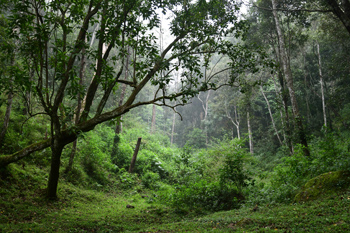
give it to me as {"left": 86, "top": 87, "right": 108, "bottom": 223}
{"left": 111, "top": 134, "right": 134, "bottom": 171}
{"left": 117, "top": 169, "right": 141, "bottom": 189}
{"left": 65, "top": 164, "right": 89, "bottom": 187}
{"left": 184, "top": 128, "right": 207, "bottom": 149}
{"left": 165, "top": 180, "right": 243, "bottom": 212}
{"left": 76, "top": 125, "right": 116, "bottom": 185}
{"left": 159, "top": 138, "right": 252, "bottom": 212}
{"left": 141, "top": 171, "right": 160, "bottom": 189}
{"left": 248, "top": 130, "right": 350, "bottom": 205}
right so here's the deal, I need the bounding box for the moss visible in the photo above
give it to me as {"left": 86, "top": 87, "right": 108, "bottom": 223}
{"left": 294, "top": 170, "right": 350, "bottom": 202}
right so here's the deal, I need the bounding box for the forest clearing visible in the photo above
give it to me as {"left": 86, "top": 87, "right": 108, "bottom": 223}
{"left": 1, "top": 0, "right": 350, "bottom": 232}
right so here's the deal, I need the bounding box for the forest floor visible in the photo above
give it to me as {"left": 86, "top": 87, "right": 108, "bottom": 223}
{"left": 1, "top": 165, "right": 350, "bottom": 232}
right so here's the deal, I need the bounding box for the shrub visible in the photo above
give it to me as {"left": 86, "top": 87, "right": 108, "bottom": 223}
{"left": 166, "top": 180, "right": 243, "bottom": 212}
{"left": 184, "top": 128, "right": 207, "bottom": 149}
{"left": 160, "top": 138, "right": 252, "bottom": 212}
{"left": 77, "top": 125, "right": 116, "bottom": 185}
{"left": 117, "top": 168, "right": 141, "bottom": 189}
{"left": 141, "top": 171, "right": 160, "bottom": 189}
{"left": 249, "top": 130, "right": 350, "bottom": 205}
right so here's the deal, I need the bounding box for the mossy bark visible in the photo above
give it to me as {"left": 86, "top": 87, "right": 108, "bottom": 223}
{"left": 0, "top": 140, "right": 51, "bottom": 167}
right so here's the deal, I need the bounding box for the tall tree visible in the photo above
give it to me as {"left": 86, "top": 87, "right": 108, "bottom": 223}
{"left": 271, "top": 0, "right": 310, "bottom": 156}
{"left": 260, "top": 85, "right": 283, "bottom": 146}
{"left": 0, "top": 0, "right": 265, "bottom": 199}
{"left": 316, "top": 41, "right": 327, "bottom": 128}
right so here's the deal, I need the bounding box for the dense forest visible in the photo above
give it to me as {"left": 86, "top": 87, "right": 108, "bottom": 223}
{"left": 1, "top": 0, "right": 350, "bottom": 232}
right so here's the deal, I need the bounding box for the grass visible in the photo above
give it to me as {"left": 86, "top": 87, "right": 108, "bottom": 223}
{"left": 146, "top": 192, "right": 350, "bottom": 232}
{"left": 1, "top": 164, "right": 350, "bottom": 232}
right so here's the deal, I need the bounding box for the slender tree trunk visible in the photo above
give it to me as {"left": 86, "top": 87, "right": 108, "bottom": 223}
{"left": 115, "top": 84, "right": 127, "bottom": 134}
{"left": 224, "top": 101, "right": 240, "bottom": 139}
{"left": 0, "top": 92, "right": 13, "bottom": 148}
{"left": 171, "top": 108, "right": 176, "bottom": 145}
{"left": 150, "top": 105, "right": 156, "bottom": 134}
{"left": 272, "top": 0, "right": 309, "bottom": 156}
{"left": 302, "top": 50, "right": 311, "bottom": 124}
{"left": 170, "top": 78, "right": 178, "bottom": 145}
{"left": 316, "top": 41, "right": 327, "bottom": 128}
{"left": 272, "top": 76, "right": 287, "bottom": 144}
{"left": 234, "top": 106, "right": 240, "bottom": 139}
{"left": 129, "top": 137, "right": 142, "bottom": 173}
{"left": 247, "top": 111, "right": 253, "bottom": 154}
{"left": 260, "top": 86, "right": 283, "bottom": 146}
{"left": 198, "top": 90, "right": 211, "bottom": 145}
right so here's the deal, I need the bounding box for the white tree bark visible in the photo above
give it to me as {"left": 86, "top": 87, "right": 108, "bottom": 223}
{"left": 247, "top": 111, "right": 253, "bottom": 154}
{"left": 316, "top": 41, "right": 327, "bottom": 128}
{"left": 260, "top": 85, "right": 283, "bottom": 146}
{"left": 224, "top": 101, "right": 240, "bottom": 139}
{"left": 198, "top": 90, "right": 211, "bottom": 145}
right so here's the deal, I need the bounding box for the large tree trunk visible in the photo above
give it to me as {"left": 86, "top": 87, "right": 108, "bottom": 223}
{"left": 272, "top": 0, "right": 309, "bottom": 156}
{"left": 47, "top": 137, "right": 65, "bottom": 200}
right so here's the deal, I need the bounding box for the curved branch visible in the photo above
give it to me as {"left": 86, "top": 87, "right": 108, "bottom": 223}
{"left": 0, "top": 139, "right": 51, "bottom": 167}
{"left": 20, "top": 112, "right": 49, "bottom": 133}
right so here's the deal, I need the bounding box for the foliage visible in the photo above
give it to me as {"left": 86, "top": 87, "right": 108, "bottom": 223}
{"left": 1, "top": 162, "right": 350, "bottom": 232}
{"left": 158, "top": 138, "right": 252, "bottom": 212}
{"left": 184, "top": 128, "right": 207, "bottom": 149}
{"left": 141, "top": 171, "right": 161, "bottom": 190}
{"left": 74, "top": 125, "right": 116, "bottom": 186}
{"left": 117, "top": 168, "right": 141, "bottom": 190}
{"left": 294, "top": 170, "right": 350, "bottom": 202}
{"left": 218, "top": 138, "right": 253, "bottom": 192}
{"left": 165, "top": 180, "right": 243, "bottom": 212}
{"left": 248, "top": 130, "right": 350, "bottom": 204}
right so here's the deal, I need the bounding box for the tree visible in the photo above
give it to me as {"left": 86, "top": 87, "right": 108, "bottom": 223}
{"left": 325, "top": 0, "right": 350, "bottom": 35}
{"left": 260, "top": 85, "right": 283, "bottom": 146}
{"left": 0, "top": 13, "right": 16, "bottom": 149}
{"left": 271, "top": 0, "right": 310, "bottom": 156}
{"left": 0, "top": 0, "right": 265, "bottom": 199}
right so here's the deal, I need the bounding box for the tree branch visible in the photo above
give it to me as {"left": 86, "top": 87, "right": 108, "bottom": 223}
{"left": 251, "top": 3, "right": 332, "bottom": 13}
{"left": 0, "top": 140, "right": 51, "bottom": 167}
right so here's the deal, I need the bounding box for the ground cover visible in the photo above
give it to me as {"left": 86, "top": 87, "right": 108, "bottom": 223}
{"left": 1, "top": 164, "right": 350, "bottom": 232}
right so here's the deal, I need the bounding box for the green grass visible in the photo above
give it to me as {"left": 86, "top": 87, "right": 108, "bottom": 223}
{"left": 1, "top": 164, "right": 350, "bottom": 232}
{"left": 146, "top": 192, "right": 350, "bottom": 232}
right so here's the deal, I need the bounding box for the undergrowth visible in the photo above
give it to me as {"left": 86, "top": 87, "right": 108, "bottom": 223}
{"left": 1, "top": 163, "right": 349, "bottom": 232}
